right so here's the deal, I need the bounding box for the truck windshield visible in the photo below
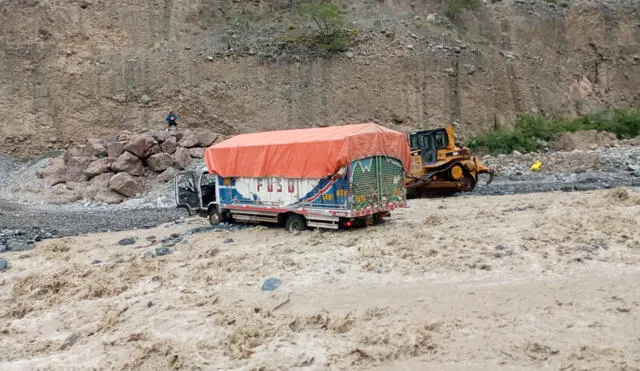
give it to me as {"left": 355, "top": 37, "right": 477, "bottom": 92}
{"left": 201, "top": 173, "right": 215, "bottom": 186}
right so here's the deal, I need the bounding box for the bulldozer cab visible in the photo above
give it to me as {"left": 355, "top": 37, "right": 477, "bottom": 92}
{"left": 408, "top": 128, "right": 451, "bottom": 166}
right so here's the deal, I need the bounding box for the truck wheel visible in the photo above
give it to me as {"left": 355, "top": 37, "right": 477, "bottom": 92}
{"left": 208, "top": 209, "right": 221, "bottom": 226}
{"left": 285, "top": 214, "right": 306, "bottom": 233}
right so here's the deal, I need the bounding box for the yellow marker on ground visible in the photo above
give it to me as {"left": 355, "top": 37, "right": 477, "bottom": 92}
{"left": 530, "top": 161, "right": 542, "bottom": 171}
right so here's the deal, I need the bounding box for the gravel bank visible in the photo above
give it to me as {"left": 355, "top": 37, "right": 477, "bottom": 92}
{"left": 0, "top": 198, "right": 184, "bottom": 246}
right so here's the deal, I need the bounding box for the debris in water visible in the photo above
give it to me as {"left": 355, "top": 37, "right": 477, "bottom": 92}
{"left": 261, "top": 277, "right": 282, "bottom": 291}
{"left": 118, "top": 237, "right": 136, "bottom": 246}
{"left": 154, "top": 246, "right": 172, "bottom": 256}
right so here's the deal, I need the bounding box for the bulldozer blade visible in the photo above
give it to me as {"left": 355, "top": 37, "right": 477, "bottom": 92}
{"left": 485, "top": 170, "right": 495, "bottom": 185}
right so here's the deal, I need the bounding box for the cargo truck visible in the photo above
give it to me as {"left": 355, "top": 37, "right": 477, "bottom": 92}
{"left": 174, "top": 123, "right": 411, "bottom": 233}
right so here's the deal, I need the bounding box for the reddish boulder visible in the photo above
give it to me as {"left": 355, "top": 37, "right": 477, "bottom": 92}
{"left": 106, "top": 141, "right": 125, "bottom": 158}
{"left": 63, "top": 146, "right": 93, "bottom": 162}
{"left": 65, "top": 156, "right": 93, "bottom": 182}
{"left": 124, "top": 133, "right": 159, "bottom": 158}
{"left": 160, "top": 137, "right": 177, "bottom": 154}
{"left": 108, "top": 173, "right": 143, "bottom": 198}
{"left": 83, "top": 158, "right": 113, "bottom": 179}
{"left": 147, "top": 153, "right": 175, "bottom": 172}
{"left": 95, "top": 189, "right": 124, "bottom": 204}
{"left": 41, "top": 157, "right": 67, "bottom": 186}
{"left": 86, "top": 138, "right": 107, "bottom": 156}
{"left": 188, "top": 147, "right": 205, "bottom": 159}
{"left": 90, "top": 172, "right": 113, "bottom": 188}
{"left": 117, "top": 130, "right": 133, "bottom": 142}
{"left": 178, "top": 129, "right": 217, "bottom": 148}
{"left": 65, "top": 181, "right": 88, "bottom": 191}
{"left": 151, "top": 131, "right": 171, "bottom": 143}
{"left": 196, "top": 129, "right": 218, "bottom": 147}
{"left": 82, "top": 186, "right": 100, "bottom": 201}
{"left": 158, "top": 167, "right": 178, "bottom": 183}
{"left": 111, "top": 151, "right": 144, "bottom": 176}
{"left": 173, "top": 147, "right": 192, "bottom": 170}
{"left": 177, "top": 130, "right": 199, "bottom": 148}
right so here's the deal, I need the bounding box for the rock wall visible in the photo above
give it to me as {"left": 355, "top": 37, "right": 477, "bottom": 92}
{"left": 1, "top": 0, "right": 639, "bottom": 159}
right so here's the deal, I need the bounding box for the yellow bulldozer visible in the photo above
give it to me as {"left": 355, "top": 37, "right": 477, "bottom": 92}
{"left": 404, "top": 125, "right": 494, "bottom": 198}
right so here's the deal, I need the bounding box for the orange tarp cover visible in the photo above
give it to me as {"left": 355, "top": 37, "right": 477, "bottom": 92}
{"left": 204, "top": 123, "right": 411, "bottom": 178}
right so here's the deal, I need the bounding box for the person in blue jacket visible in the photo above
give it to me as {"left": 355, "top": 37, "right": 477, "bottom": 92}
{"left": 165, "top": 111, "right": 178, "bottom": 131}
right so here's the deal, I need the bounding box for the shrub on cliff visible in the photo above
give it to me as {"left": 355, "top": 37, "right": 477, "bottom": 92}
{"left": 465, "top": 108, "right": 640, "bottom": 155}
{"left": 297, "top": 1, "right": 352, "bottom": 52}
{"left": 444, "top": 0, "right": 481, "bottom": 17}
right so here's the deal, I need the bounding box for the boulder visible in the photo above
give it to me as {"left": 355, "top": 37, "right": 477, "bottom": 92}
{"left": 173, "top": 147, "right": 192, "bottom": 170}
{"left": 65, "top": 181, "right": 88, "bottom": 191}
{"left": 188, "top": 147, "right": 205, "bottom": 159}
{"left": 63, "top": 146, "right": 93, "bottom": 162}
{"left": 65, "top": 156, "right": 93, "bottom": 182}
{"left": 147, "top": 153, "right": 175, "bottom": 172}
{"left": 83, "top": 158, "right": 113, "bottom": 179}
{"left": 94, "top": 189, "right": 124, "bottom": 204}
{"left": 50, "top": 187, "right": 83, "bottom": 204}
{"left": 108, "top": 173, "right": 143, "bottom": 198}
{"left": 90, "top": 172, "right": 113, "bottom": 188}
{"left": 158, "top": 167, "right": 179, "bottom": 182}
{"left": 41, "top": 157, "right": 67, "bottom": 186}
{"left": 81, "top": 186, "right": 100, "bottom": 200}
{"left": 117, "top": 130, "right": 133, "bottom": 142}
{"left": 124, "top": 133, "right": 159, "bottom": 158}
{"left": 160, "top": 137, "right": 177, "bottom": 154}
{"left": 151, "top": 131, "right": 171, "bottom": 143}
{"left": 217, "top": 135, "right": 230, "bottom": 143}
{"left": 86, "top": 138, "right": 107, "bottom": 156}
{"left": 106, "top": 141, "right": 125, "bottom": 158}
{"left": 198, "top": 129, "right": 218, "bottom": 147}
{"left": 178, "top": 129, "right": 217, "bottom": 148}
{"left": 111, "top": 152, "right": 144, "bottom": 176}
{"left": 177, "top": 130, "right": 199, "bottom": 148}
{"left": 8, "top": 241, "right": 32, "bottom": 252}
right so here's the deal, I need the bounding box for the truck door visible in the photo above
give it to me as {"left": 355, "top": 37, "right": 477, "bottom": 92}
{"left": 199, "top": 172, "right": 217, "bottom": 208}
{"left": 175, "top": 172, "right": 201, "bottom": 212}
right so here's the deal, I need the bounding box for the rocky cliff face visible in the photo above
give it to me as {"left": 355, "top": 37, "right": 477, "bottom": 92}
{"left": 1, "top": 0, "right": 639, "bottom": 159}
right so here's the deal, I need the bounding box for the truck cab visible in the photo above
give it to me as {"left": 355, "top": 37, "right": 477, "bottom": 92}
{"left": 175, "top": 168, "right": 224, "bottom": 225}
